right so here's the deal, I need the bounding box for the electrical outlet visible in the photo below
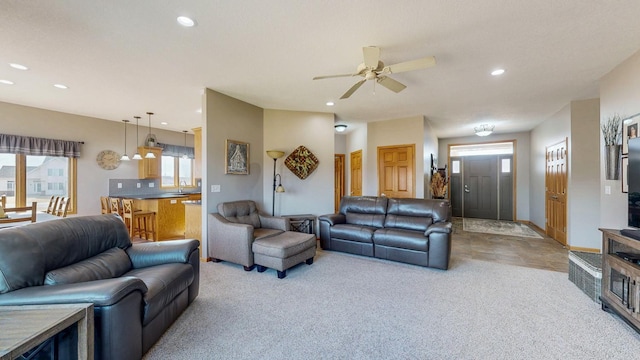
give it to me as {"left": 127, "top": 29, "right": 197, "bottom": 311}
{"left": 117, "top": 183, "right": 122, "bottom": 189}
{"left": 149, "top": 183, "right": 154, "bottom": 188}
{"left": 605, "top": 185, "right": 611, "bottom": 195}
{"left": 212, "top": 185, "right": 221, "bottom": 192}
{"left": 137, "top": 183, "right": 141, "bottom": 188}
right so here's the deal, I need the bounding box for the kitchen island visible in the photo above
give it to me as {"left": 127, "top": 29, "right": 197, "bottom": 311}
{"left": 113, "top": 193, "right": 200, "bottom": 241}
{"left": 183, "top": 200, "right": 205, "bottom": 260}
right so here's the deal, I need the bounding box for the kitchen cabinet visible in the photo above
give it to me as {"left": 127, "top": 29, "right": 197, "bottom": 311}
{"left": 136, "top": 196, "right": 186, "bottom": 240}
{"left": 138, "top": 146, "right": 162, "bottom": 179}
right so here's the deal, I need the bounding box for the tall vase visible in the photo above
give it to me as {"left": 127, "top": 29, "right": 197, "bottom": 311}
{"left": 605, "top": 145, "right": 621, "bottom": 180}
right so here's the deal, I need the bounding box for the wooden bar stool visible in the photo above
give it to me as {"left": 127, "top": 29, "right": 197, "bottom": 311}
{"left": 109, "top": 197, "right": 123, "bottom": 218}
{"left": 46, "top": 196, "right": 60, "bottom": 214}
{"left": 100, "top": 196, "right": 110, "bottom": 214}
{"left": 122, "top": 199, "right": 157, "bottom": 241}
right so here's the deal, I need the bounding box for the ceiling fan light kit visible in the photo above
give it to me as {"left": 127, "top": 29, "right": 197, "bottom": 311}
{"left": 313, "top": 46, "right": 436, "bottom": 99}
{"left": 474, "top": 124, "right": 495, "bottom": 137}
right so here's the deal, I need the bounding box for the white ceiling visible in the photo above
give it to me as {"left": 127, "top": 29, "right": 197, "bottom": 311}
{"left": 1, "top": 1, "right": 640, "bottom": 138}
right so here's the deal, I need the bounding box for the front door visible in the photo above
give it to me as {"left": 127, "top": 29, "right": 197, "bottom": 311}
{"left": 463, "top": 155, "right": 498, "bottom": 219}
{"left": 350, "top": 150, "right": 362, "bottom": 196}
{"left": 378, "top": 144, "right": 415, "bottom": 198}
{"left": 545, "top": 139, "right": 567, "bottom": 245}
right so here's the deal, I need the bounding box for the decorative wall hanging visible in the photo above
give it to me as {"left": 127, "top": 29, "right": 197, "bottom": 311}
{"left": 285, "top": 145, "right": 319, "bottom": 180}
{"left": 225, "top": 139, "right": 249, "bottom": 175}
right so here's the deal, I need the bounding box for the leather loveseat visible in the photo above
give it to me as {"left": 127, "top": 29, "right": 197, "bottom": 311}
{"left": 0, "top": 214, "right": 200, "bottom": 360}
{"left": 319, "top": 196, "right": 452, "bottom": 270}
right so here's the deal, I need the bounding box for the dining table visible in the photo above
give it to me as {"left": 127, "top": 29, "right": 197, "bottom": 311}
{"left": 0, "top": 212, "right": 60, "bottom": 229}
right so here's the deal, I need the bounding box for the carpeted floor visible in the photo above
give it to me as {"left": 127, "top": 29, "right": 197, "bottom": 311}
{"left": 463, "top": 218, "right": 543, "bottom": 239}
{"left": 144, "top": 248, "right": 640, "bottom": 360}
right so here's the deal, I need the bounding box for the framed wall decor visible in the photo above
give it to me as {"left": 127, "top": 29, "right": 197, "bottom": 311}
{"left": 622, "top": 156, "right": 629, "bottom": 193}
{"left": 623, "top": 115, "right": 640, "bottom": 155}
{"left": 225, "top": 139, "right": 249, "bottom": 175}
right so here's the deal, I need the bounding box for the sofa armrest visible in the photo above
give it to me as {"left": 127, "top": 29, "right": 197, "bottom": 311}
{"left": 0, "top": 277, "right": 147, "bottom": 307}
{"left": 208, "top": 213, "right": 255, "bottom": 267}
{"left": 424, "top": 222, "right": 452, "bottom": 236}
{"left": 259, "top": 214, "right": 289, "bottom": 231}
{"left": 318, "top": 214, "right": 346, "bottom": 226}
{"left": 126, "top": 239, "right": 200, "bottom": 269}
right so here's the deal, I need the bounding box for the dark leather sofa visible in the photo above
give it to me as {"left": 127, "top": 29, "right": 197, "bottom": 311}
{"left": 0, "top": 214, "right": 200, "bottom": 360}
{"left": 319, "top": 196, "right": 452, "bottom": 269}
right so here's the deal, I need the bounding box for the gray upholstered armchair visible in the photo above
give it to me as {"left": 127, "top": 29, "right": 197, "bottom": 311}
{"left": 208, "top": 200, "right": 289, "bottom": 271}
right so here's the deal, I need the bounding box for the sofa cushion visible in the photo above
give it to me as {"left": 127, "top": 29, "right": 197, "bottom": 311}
{"left": 44, "top": 247, "right": 132, "bottom": 285}
{"left": 340, "top": 196, "right": 388, "bottom": 228}
{"left": 384, "top": 214, "right": 433, "bottom": 232}
{"left": 373, "top": 228, "right": 429, "bottom": 252}
{"left": 0, "top": 214, "right": 131, "bottom": 294}
{"left": 125, "top": 263, "right": 194, "bottom": 326}
{"left": 331, "top": 224, "right": 376, "bottom": 243}
{"left": 218, "top": 201, "right": 261, "bottom": 228}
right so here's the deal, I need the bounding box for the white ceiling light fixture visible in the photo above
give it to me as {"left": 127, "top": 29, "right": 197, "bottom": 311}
{"left": 120, "top": 120, "right": 131, "bottom": 161}
{"left": 177, "top": 16, "right": 195, "bottom": 27}
{"left": 9, "top": 63, "right": 28, "bottom": 70}
{"left": 326, "top": 101, "right": 335, "bottom": 106}
{"left": 0, "top": 80, "right": 14, "bottom": 85}
{"left": 53, "top": 84, "right": 68, "bottom": 89}
{"left": 145, "top": 112, "right": 157, "bottom": 158}
{"left": 182, "top": 130, "right": 189, "bottom": 159}
{"left": 474, "top": 124, "right": 494, "bottom": 136}
{"left": 491, "top": 69, "right": 505, "bottom": 76}
{"left": 334, "top": 124, "right": 347, "bottom": 132}
{"left": 132, "top": 116, "right": 143, "bottom": 160}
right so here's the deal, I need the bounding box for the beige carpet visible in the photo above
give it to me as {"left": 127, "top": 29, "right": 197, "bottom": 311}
{"left": 462, "top": 218, "right": 543, "bottom": 239}
{"left": 143, "top": 249, "right": 640, "bottom": 359}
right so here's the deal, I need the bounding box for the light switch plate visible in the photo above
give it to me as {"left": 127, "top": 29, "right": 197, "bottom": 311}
{"left": 117, "top": 183, "right": 122, "bottom": 189}
{"left": 149, "top": 183, "right": 154, "bottom": 188}
{"left": 212, "top": 185, "right": 221, "bottom": 192}
{"left": 137, "top": 183, "right": 141, "bottom": 188}
{"left": 605, "top": 185, "right": 611, "bottom": 195}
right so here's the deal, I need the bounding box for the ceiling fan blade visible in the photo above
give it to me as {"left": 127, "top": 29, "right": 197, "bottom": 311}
{"left": 340, "top": 79, "right": 367, "bottom": 99}
{"left": 377, "top": 76, "right": 406, "bottom": 93}
{"left": 363, "top": 46, "right": 380, "bottom": 69}
{"left": 313, "top": 73, "right": 355, "bottom": 80}
{"left": 383, "top": 56, "right": 436, "bottom": 74}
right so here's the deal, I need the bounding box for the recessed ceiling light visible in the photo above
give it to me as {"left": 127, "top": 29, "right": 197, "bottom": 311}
{"left": 9, "top": 63, "right": 28, "bottom": 70}
{"left": 160, "top": 122, "right": 168, "bottom": 125}
{"left": 491, "top": 69, "right": 505, "bottom": 76}
{"left": 326, "top": 101, "right": 335, "bottom": 106}
{"left": 53, "top": 84, "right": 68, "bottom": 89}
{"left": 0, "top": 79, "right": 14, "bottom": 85}
{"left": 177, "top": 16, "right": 195, "bottom": 27}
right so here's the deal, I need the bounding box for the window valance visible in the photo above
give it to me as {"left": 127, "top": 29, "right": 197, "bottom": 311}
{"left": 0, "top": 133, "right": 83, "bottom": 158}
{"left": 158, "top": 143, "right": 194, "bottom": 158}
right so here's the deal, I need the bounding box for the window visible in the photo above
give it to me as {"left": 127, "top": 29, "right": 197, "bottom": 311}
{"left": 501, "top": 158, "right": 511, "bottom": 173}
{"left": 0, "top": 153, "right": 76, "bottom": 212}
{"left": 161, "top": 155, "right": 194, "bottom": 188}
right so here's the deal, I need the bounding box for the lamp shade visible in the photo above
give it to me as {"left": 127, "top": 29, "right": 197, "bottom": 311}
{"left": 266, "top": 150, "right": 285, "bottom": 159}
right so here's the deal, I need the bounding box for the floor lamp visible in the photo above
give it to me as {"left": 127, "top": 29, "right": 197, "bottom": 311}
{"left": 266, "top": 150, "right": 286, "bottom": 216}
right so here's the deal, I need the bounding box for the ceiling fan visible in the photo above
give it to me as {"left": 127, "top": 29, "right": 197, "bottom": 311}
{"left": 313, "top": 46, "right": 436, "bottom": 99}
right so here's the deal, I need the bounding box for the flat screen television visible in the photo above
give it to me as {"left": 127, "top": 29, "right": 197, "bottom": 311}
{"left": 623, "top": 137, "right": 640, "bottom": 239}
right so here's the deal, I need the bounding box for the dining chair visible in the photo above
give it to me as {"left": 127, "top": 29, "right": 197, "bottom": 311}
{"left": 121, "top": 199, "right": 156, "bottom": 241}
{"left": 55, "top": 197, "right": 70, "bottom": 217}
{"left": 46, "top": 196, "right": 60, "bottom": 215}
{"left": 0, "top": 202, "right": 37, "bottom": 225}
{"left": 100, "top": 196, "right": 111, "bottom": 214}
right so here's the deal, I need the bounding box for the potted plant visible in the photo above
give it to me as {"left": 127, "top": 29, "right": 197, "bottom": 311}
{"left": 601, "top": 114, "right": 622, "bottom": 180}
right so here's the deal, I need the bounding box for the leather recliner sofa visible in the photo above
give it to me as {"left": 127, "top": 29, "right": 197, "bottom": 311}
{"left": 319, "top": 196, "right": 452, "bottom": 270}
{"left": 0, "top": 214, "right": 200, "bottom": 360}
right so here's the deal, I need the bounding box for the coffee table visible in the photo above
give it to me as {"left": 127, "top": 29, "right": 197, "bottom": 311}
{"left": 0, "top": 303, "right": 94, "bottom": 360}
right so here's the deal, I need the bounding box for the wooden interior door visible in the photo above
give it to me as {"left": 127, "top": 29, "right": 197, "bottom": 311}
{"left": 350, "top": 150, "right": 362, "bottom": 196}
{"left": 546, "top": 139, "right": 567, "bottom": 245}
{"left": 334, "top": 154, "right": 345, "bottom": 212}
{"left": 377, "top": 144, "right": 415, "bottom": 198}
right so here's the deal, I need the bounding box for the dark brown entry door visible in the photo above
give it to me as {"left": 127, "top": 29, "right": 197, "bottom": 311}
{"left": 463, "top": 155, "right": 498, "bottom": 219}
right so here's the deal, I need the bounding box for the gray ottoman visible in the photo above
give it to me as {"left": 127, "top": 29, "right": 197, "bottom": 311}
{"left": 252, "top": 231, "right": 316, "bottom": 279}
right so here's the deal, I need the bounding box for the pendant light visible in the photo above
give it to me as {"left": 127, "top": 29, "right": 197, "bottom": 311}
{"left": 120, "top": 120, "right": 130, "bottom": 161}
{"left": 182, "top": 130, "right": 189, "bottom": 159}
{"left": 132, "top": 116, "right": 143, "bottom": 160}
{"left": 145, "top": 112, "right": 156, "bottom": 158}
